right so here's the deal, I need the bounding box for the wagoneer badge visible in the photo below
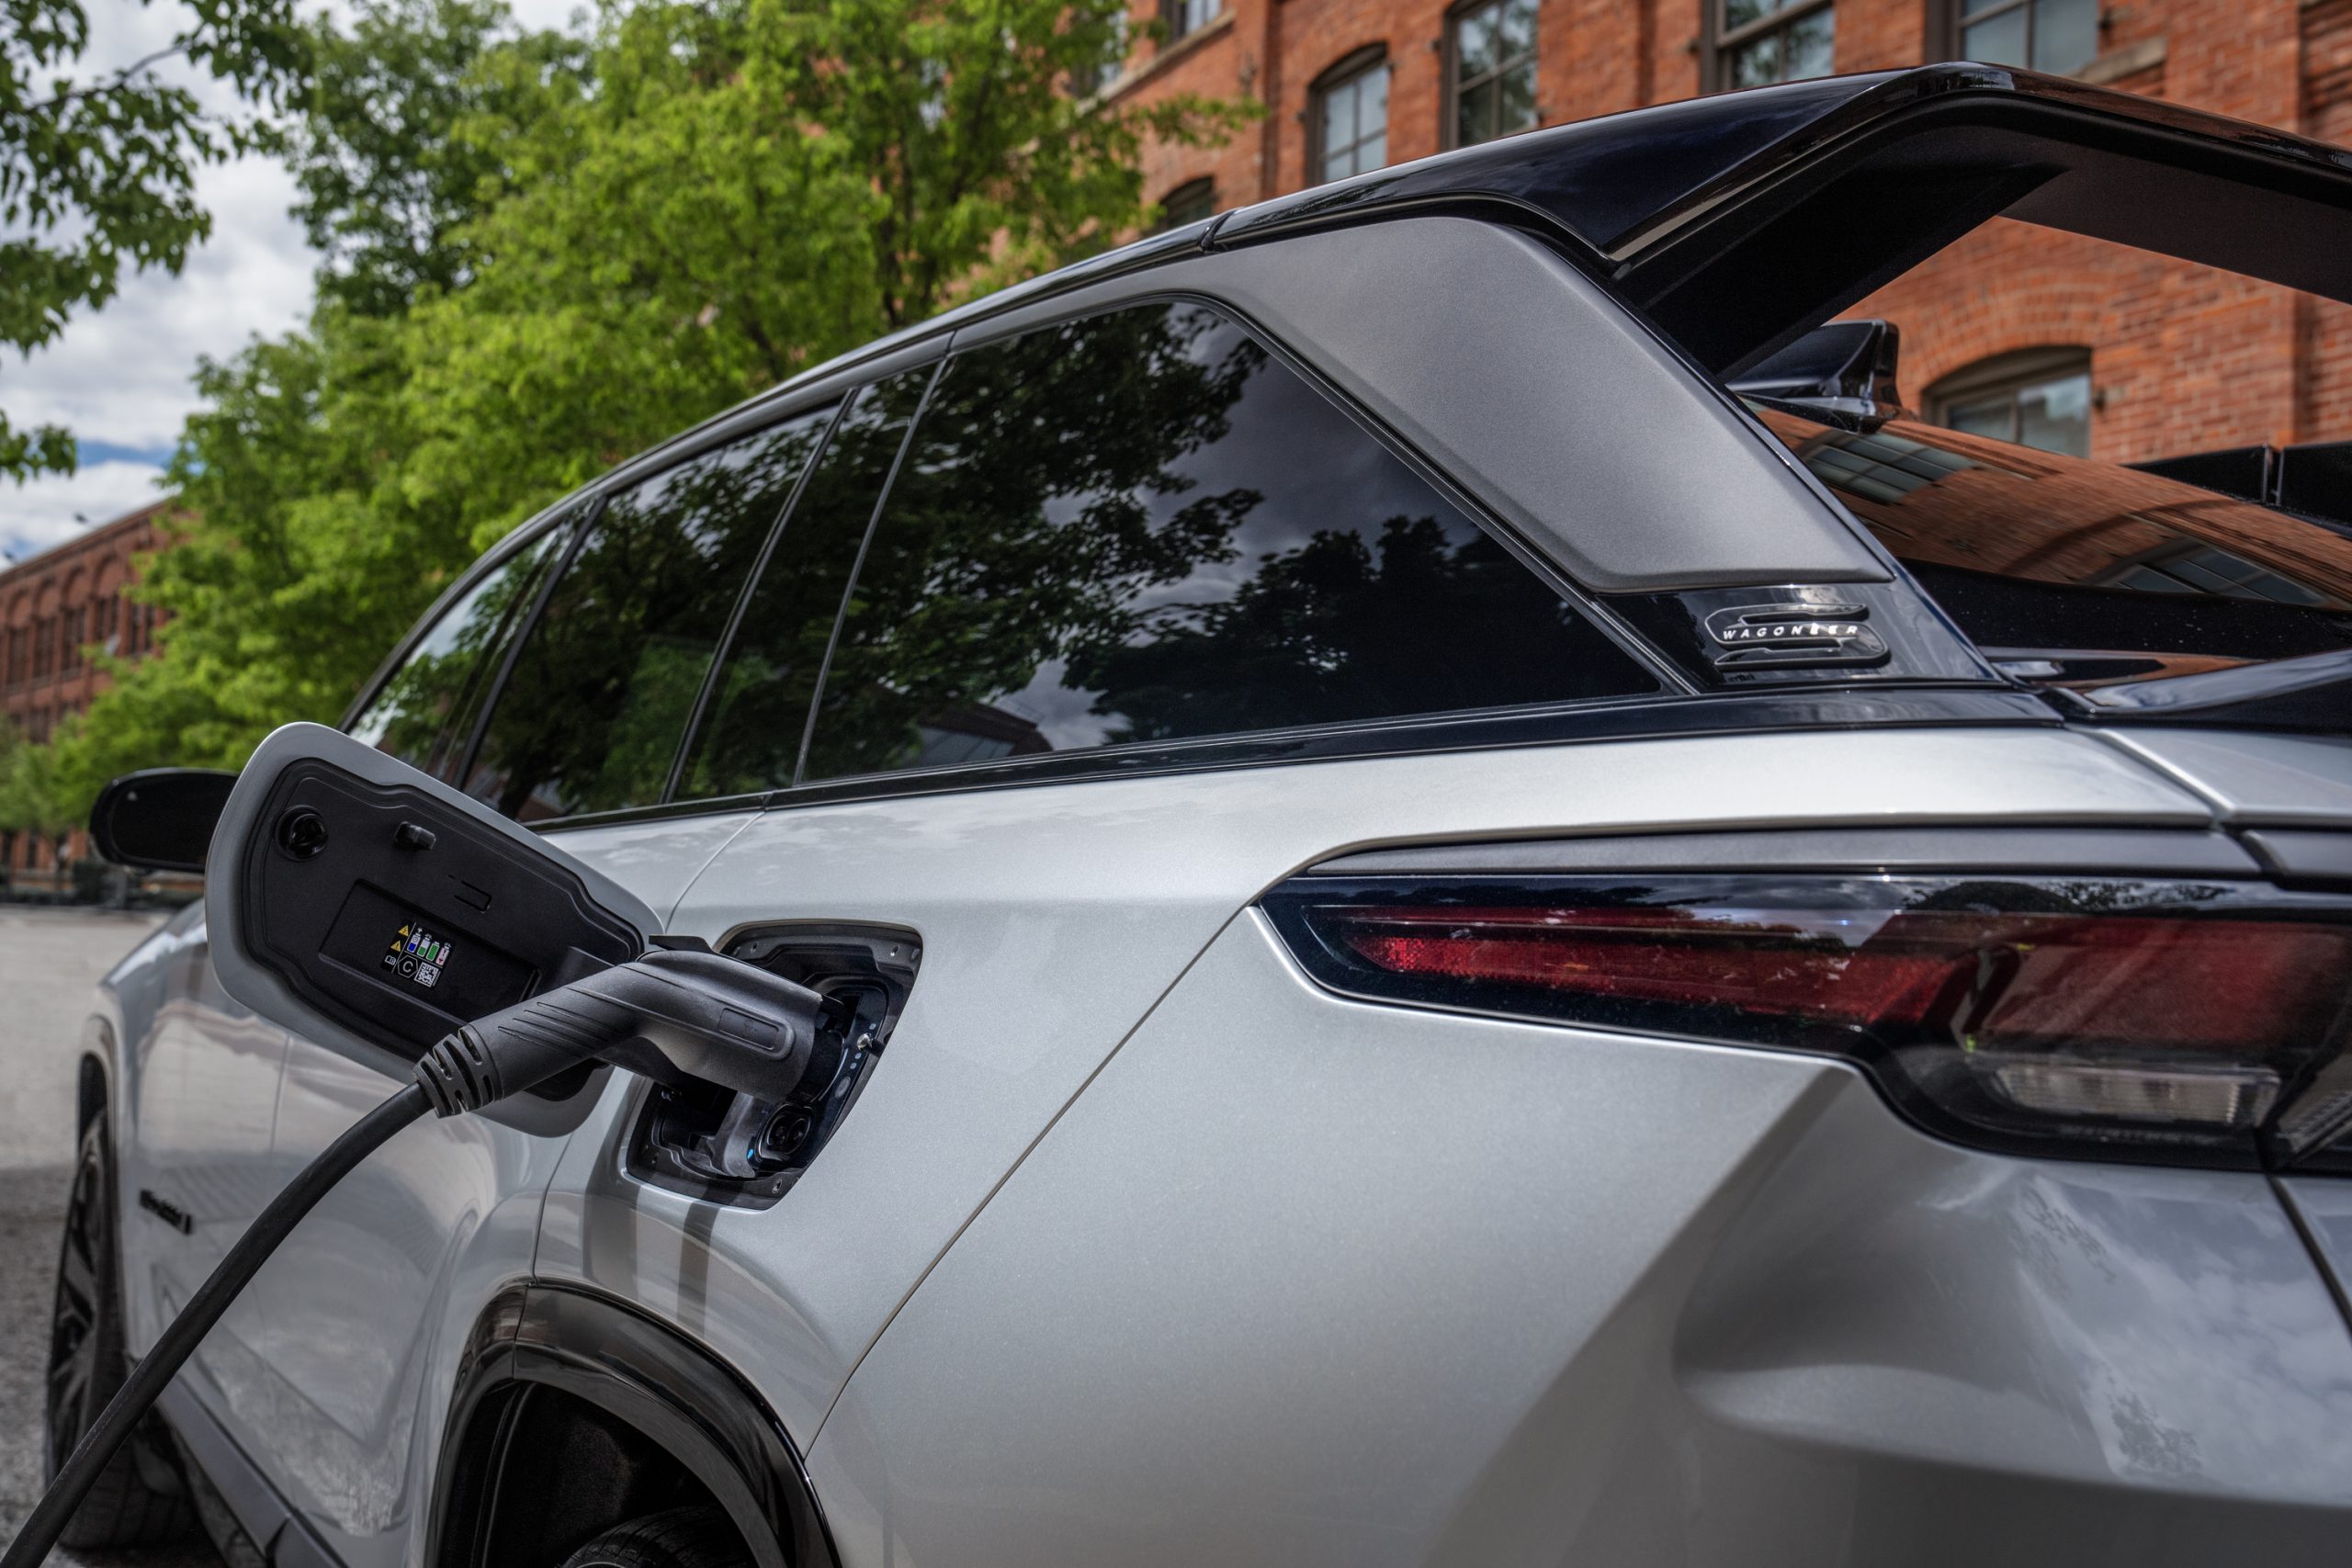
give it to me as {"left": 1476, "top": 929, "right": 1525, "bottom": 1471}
{"left": 1702, "top": 603, "right": 1891, "bottom": 670}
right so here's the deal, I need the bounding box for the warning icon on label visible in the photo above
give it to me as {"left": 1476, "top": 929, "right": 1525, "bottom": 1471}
{"left": 386, "top": 921, "right": 454, "bottom": 988}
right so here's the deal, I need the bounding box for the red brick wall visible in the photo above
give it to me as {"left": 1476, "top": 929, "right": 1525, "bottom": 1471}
{"left": 0, "top": 500, "right": 173, "bottom": 873}
{"left": 1106, "top": 0, "right": 2352, "bottom": 457}
{"left": 2301, "top": 0, "right": 2352, "bottom": 440}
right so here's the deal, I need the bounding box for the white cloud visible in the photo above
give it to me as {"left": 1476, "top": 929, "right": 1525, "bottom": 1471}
{"left": 6, "top": 154, "right": 316, "bottom": 455}
{"left": 1, "top": 460, "right": 172, "bottom": 559}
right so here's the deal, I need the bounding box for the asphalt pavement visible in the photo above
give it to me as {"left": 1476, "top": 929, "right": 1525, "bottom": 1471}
{"left": 0, "top": 905, "right": 221, "bottom": 1566}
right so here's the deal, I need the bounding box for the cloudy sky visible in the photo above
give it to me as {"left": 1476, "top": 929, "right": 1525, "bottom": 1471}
{"left": 4, "top": 0, "right": 581, "bottom": 564}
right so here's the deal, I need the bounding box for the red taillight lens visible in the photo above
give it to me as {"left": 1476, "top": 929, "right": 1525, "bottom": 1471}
{"left": 1265, "top": 878, "right": 2352, "bottom": 1168}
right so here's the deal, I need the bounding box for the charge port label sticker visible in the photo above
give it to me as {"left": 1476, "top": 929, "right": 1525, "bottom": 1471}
{"left": 382, "top": 923, "right": 453, "bottom": 989}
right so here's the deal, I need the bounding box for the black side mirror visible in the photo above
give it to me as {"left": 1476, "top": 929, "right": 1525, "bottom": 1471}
{"left": 89, "top": 769, "right": 238, "bottom": 874}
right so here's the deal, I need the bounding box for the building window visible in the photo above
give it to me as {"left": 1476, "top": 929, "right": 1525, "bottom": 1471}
{"left": 1927, "top": 347, "right": 2093, "bottom": 458}
{"left": 1712, "top": 0, "right": 1835, "bottom": 88}
{"left": 1160, "top": 0, "right": 1221, "bottom": 43}
{"left": 1067, "top": 8, "right": 1126, "bottom": 97}
{"left": 1313, "top": 50, "right": 1389, "bottom": 184}
{"left": 1153, "top": 177, "right": 1216, "bottom": 232}
{"left": 1952, "top": 0, "right": 2099, "bottom": 76}
{"left": 1449, "top": 0, "right": 1537, "bottom": 148}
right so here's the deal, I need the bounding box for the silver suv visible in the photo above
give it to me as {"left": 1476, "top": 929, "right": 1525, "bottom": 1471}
{"left": 50, "top": 65, "right": 2352, "bottom": 1568}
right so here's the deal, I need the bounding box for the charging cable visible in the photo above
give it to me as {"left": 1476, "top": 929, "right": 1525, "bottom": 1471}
{"left": 3, "top": 946, "right": 829, "bottom": 1568}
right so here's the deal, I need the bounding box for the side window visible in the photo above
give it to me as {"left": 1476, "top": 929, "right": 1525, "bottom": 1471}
{"left": 462, "top": 415, "right": 828, "bottom": 820}
{"left": 679, "top": 367, "right": 935, "bottom": 798}
{"left": 346, "top": 524, "right": 569, "bottom": 779}
{"left": 801, "top": 302, "right": 1656, "bottom": 783}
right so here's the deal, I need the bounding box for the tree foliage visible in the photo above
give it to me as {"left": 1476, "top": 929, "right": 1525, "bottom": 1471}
{"left": 1, "top": 0, "right": 308, "bottom": 479}
{"left": 28, "top": 0, "right": 1250, "bottom": 827}
{"left": 291, "top": 0, "right": 587, "bottom": 318}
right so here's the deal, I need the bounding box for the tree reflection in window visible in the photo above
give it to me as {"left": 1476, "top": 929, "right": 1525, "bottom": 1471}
{"left": 681, "top": 375, "right": 931, "bottom": 799}
{"left": 347, "top": 525, "right": 568, "bottom": 779}
{"left": 802, "top": 303, "right": 1652, "bottom": 782}
{"left": 463, "top": 412, "right": 829, "bottom": 820}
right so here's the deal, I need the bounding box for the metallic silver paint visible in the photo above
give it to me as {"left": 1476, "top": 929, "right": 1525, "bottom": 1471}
{"left": 95, "top": 712, "right": 2352, "bottom": 1567}
{"left": 107, "top": 797, "right": 756, "bottom": 1568}
{"left": 537, "top": 725, "right": 2212, "bottom": 1454}
{"left": 2095, "top": 729, "right": 2352, "bottom": 826}
{"left": 814, "top": 912, "right": 2352, "bottom": 1568}
{"left": 2279, "top": 1177, "right": 2352, "bottom": 1318}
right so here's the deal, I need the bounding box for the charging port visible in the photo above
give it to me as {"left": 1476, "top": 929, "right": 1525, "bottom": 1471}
{"left": 624, "top": 924, "right": 920, "bottom": 1205}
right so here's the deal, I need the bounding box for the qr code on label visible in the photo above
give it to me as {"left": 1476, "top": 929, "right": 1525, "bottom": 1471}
{"left": 415, "top": 962, "right": 441, "bottom": 988}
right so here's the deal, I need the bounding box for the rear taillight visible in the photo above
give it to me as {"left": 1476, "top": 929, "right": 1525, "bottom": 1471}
{"left": 1262, "top": 875, "right": 2352, "bottom": 1169}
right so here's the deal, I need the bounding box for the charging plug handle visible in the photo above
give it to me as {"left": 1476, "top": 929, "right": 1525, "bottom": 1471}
{"left": 413, "top": 946, "right": 832, "bottom": 1117}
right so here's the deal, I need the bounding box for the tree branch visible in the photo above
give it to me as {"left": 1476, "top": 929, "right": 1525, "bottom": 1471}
{"left": 8, "top": 36, "right": 200, "bottom": 118}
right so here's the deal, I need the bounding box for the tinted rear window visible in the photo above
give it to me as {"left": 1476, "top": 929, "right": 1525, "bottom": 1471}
{"left": 463, "top": 417, "right": 825, "bottom": 819}
{"left": 680, "top": 371, "right": 933, "bottom": 798}
{"left": 347, "top": 525, "right": 567, "bottom": 779}
{"left": 801, "top": 302, "right": 1655, "bottom": 782}
{"left": 1760, "top": 408, "right": 2352, "bottom": 684}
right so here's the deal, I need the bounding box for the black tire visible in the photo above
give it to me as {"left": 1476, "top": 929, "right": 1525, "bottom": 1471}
{"left": 558, "top": 1505, "right": 753, "bottom": 1568}
{"left": 46, "top": 1109, "right": 197, "bottom": 1548}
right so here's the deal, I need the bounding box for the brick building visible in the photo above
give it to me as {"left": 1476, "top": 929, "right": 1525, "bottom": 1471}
{"left": 1106, "top": 0, "right": 2352, "bottom": 464}
{"left": 0, "top": 498, "right": 172, "bottom": 878}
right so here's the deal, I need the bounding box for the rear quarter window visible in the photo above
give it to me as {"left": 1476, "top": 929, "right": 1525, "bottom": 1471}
{"left": 800, "top": 300, "right": 1656, "bottom": 783}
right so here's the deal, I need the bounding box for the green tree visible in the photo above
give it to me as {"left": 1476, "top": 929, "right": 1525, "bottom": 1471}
{"left": 1, "top": 0, "right": 308, "bottom": 479}
{"left": 291, "top": 0, "right": 589, "bottom": 318}
{"left": 391, "top": 0, "right": 1250, "bottom": 553}
{"left": 0, "top": 711, "right": 74, "bottom": 840}
{"left": 55, "top": 0, "right": 1252, "bottom": 799}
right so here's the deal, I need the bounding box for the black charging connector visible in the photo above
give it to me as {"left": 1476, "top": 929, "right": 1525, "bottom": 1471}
{"left": 413, "top": 943, "right": 834, "bottom": 1117}
{"left": 3, "top": 944, "right": 837, "bottom": 1568}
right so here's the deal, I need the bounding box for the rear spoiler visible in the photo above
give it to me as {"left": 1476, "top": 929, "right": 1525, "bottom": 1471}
{"left": 2052, "top": 646, "right": 2352, "bottom": 732}
{"left": 1215, "top": 64, "right": 2352, "bottom": 378}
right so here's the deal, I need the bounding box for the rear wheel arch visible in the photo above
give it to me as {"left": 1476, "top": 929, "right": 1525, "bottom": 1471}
{"left": 430, "top": 1285, "right": 836, "bottom": 1568}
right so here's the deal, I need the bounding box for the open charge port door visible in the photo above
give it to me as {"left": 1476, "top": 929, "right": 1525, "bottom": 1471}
{"left": 624, "top": 923, "right": 921, "bottom": 1204}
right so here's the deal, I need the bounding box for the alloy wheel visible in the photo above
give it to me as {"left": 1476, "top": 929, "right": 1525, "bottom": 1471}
{"left": 46, "top": 1124, "right": 108, "bottom": 1475}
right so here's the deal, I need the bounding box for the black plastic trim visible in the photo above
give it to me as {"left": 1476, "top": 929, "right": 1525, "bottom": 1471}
{"left": 427, "top": 1283, "right": 836, "bottom": 1568}
{"left": 526, "top": 686, "right": 2055, "bottom": 838}
{"left": 2046, "top": 646, "right": 2352, "bottom": 734}
{"left": 157, "top": 1380, "right": 343, "bottom": 1568}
